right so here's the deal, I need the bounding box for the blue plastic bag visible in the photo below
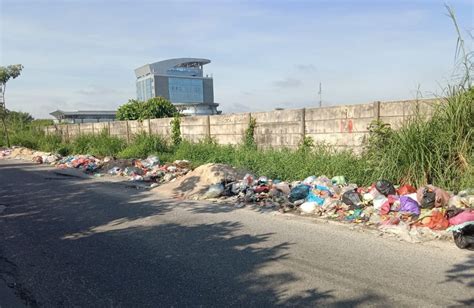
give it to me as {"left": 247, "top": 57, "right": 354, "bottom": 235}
{"left": 289, "top": 184, "right": 310, "bottom": 202}
{"left": 306, "top": 191, "right": 325, "bottom": 205}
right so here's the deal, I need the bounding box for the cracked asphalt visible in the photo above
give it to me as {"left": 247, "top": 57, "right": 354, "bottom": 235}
{"left": 0, "top": 159, "right": 473, "bottom": 307}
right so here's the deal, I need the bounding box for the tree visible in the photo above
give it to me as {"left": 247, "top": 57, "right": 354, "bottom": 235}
{"left": 116, "top": 97, "right": 178, "bottom": 121}
{"left": 0, "top": 64, "right": 24, "bottom": 147}
{"left": 6, "top": 110, "right": 34, "bottom": 132}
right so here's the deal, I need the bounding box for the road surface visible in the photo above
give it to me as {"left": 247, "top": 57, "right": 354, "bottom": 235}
{"left": 0, "top": 160, "right": 473, "bottom": 307}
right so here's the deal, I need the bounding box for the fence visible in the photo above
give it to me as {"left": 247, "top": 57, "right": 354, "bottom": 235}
{"left": 45, "top": 98, "right": 440, "bottom": 151}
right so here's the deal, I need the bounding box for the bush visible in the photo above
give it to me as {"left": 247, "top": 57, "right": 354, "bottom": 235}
{"left": 9, "top": 129, "right": 41, "bottom": 149}
{"left": 118, "top": 133, "right": 171, "bottom": 158}
{"left": 116, "top": 97, "right": 178, "bottom": 121}
{"left": 70, "top": 131, "right": 125, "bottom": 157}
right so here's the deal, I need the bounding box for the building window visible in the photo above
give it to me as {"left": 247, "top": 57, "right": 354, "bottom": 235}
{"left": 168, "top": 77, "right": 203, "bottom": 103}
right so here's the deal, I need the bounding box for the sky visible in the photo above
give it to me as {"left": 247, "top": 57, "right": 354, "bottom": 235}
{"left": 1, "top": 0, "right": 473, "bottom": 119}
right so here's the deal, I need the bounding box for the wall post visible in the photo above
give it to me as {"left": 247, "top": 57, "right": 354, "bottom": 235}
{"left": 300, "top": 108, "right": 306, "bottom": 142}
{"left": 126, "top": 121, "right": 130, "bottom": 143}
{"left": 206, "top": 115, "right": 211, "bottom": 138}
{"left": 373, "top": 101, "right": 381, "bottom": 121}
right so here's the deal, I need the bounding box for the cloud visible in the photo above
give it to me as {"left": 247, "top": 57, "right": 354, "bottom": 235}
{"left": 221, "top": 102, "right": 251, "bottom": 114}
{"left": 76, "top": 86, "right": 120, "bottom": 96}
{"left": 273, "top": 78, "right": 303, "bottom": 88}
{"left": 295, "top": 64, "right": 317, "bottom": 73}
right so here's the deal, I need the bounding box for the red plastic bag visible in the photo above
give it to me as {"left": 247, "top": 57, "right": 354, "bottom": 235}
{"left": 397, "top": 184, "right": 416, "bottom": 196}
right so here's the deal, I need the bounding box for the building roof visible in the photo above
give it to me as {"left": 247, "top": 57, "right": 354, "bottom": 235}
{"left": 50, "top": 110, "right": 116, "bottom": 118}
{"left": 135, "top": 58, "right": 211, "bottom": 78}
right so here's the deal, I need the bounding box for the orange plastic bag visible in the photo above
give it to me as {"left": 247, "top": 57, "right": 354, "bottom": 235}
{"left": 425, "top": 210, "right": 450, "bottom": 230}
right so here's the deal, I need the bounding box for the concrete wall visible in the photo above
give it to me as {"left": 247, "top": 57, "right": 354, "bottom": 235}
{"left": 44, "top": 98, "right": 440, "bottom": 151}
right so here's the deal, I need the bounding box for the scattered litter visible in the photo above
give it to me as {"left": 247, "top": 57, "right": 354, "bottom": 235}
{"left": 2, "top": 146, "right": 474, "bottom": 248}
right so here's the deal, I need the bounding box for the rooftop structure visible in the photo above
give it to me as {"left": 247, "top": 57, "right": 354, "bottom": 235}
{"left": 134, "top": 58, "right": 220, "bottom": 116}
{"left": 50, "top": 110, "right": 116, "bottom": 124}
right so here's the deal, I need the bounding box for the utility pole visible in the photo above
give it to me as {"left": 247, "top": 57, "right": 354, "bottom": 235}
{"left": 318, "top": 82, "right": 322, "bottom": 108}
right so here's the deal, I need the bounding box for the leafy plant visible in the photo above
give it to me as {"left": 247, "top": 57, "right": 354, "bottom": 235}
{"left": 244, "top": 116, "right": 257, "bottom": 149}
{"left": 171, "top": 114, "right": 182, "bottom": 146}
{"left": 116, "top": 97, "right": 177, "bottom": 121}
{"left": 298, "top": 136, "right": 315, "bottom": 151}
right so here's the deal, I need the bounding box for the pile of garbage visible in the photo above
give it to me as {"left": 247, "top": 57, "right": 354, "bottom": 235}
{"left": 1, "top": 146, "right": 61, "bottom": 163}
{"left": 0, "top": 146, "right": 191, "bottom": 186}
{"left": 198, "top": 173, "right": 474, "bottom": 248}
{"left": 57, "top": 154, "right": 191, "bottom": 185}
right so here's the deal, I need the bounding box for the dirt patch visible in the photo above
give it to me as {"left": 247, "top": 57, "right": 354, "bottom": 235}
{"left": 155, "top": 163, "right": 247, "bottom": 199}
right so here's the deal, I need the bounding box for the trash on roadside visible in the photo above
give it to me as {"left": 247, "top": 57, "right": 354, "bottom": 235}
{"left": 289, "top": 184, "right": 310, "bottom": 202}
{"left": 375, "top": 180, "right": 396, "bottom": 196}
{"left": 203, "top": 183, "right": 225, "bottom": 199}
{"left": 4, "top": 145, "right": 474, "bottom": 248}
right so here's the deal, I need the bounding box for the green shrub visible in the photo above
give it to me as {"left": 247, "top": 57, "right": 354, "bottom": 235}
{"left": 70, "top": 131, "right": 125, "bottom": 157}
{"left": 243, "top": 116, "right": 257, "bottom": 149}
{"left": 118, "top": 133, "right": 170, "bottom": 158}
{"left": 116, "top": 97, "right": 177, "bottom": 121}
{"left": 9, "top": 129, "right": 41, "bottom": 149}
{"left": 171, "top": 115, "right": 182, "bottom": 146}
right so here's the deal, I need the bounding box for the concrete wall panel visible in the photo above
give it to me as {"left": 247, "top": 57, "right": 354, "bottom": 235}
{"left": 150, "top": 118, "right": 171, "bottom": 137}
{"left": 109, "top": 121, "right": 128, "bottom": 139}
{"left": 79, "top": 123, "right": 93, "bottom": 135}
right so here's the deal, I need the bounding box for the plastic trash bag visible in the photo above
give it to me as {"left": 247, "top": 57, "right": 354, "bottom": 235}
{"left": 203, "top": 183, "right": 225, "bottom": 199}
{"left": 306, "top": 191, "right": 325, "bottom": 205}
{"left": 221, "top": 183, "right": 236, "bottom": 197}
{"left": 243, "top": 174, "right": 255, "bottom": 186}
{"left": 417, "top": 185, "right": 450, "bottom": 209}
{"left": 289, "top": 184, "right": 310, "bottom": 202}
{"left": 300, "top": 202, "right": 318, "bottom": 214}
{"left": 257, "top": 176, "right": 268, "bottom": 185}
{"left": 342, "top": 190, "right": 362, "bottom": 208}
{"left": 449, "top": 221, "right": 474, "bottom": 249}
{"left": 303, "top": 176, "right": 317, "bottom": 185}
{"left": 448, "top": 209, "right": 474, "bottom": 226}
{"left": 373, "top": 195, "right": 388, "bottom": 211}
{"left": 399, "top": 196, "right": 420, "bottom": 216}
{"left": 397, "top": 184, "right": 416, "bottom": 196}
{"left": 255, "top": 185, "right": 270, "bottom": 194}
{"left": 375, "top": 180, "right": 396, "bottom": 196}
{"left": 331, "top": 176, "right": 347, "bottom": 186}
{"left": 231, "top": 182, "right": 246, "bottom": 195}
{"left": 141, "top": 156, "right": 160, "bottom": 168}
{"left": 108, "top": 167, "right": 121, "bottom": 175}
{"left": 424, "top": 210, "right": 450, "bottom": 230}
{"left": 274, "top": 182, "right": 290, "bottom": 195}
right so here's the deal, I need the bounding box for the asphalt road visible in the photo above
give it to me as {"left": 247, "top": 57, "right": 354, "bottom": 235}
{"left": 0, "top": 160, "right": 473, "bottom": 307}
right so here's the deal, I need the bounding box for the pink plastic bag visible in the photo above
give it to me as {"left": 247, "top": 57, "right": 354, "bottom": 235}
{"left": 449, "top": 210, "right": 474, "bottom": 226}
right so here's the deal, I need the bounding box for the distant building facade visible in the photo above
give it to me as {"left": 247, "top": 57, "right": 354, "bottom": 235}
{"left": 134, "top": 58, "right": 220, "bottom": 116}
{"left": 50, "top": 110, "right": 116, "bottom": 124}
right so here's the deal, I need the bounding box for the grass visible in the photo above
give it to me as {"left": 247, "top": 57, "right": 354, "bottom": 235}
{"left": 365, "top": 87, "right": 473, "bottom": 192}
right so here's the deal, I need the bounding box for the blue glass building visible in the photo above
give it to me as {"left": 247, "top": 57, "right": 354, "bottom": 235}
{"left": 134, "top": 58, "right": 220, "bottom": 116}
